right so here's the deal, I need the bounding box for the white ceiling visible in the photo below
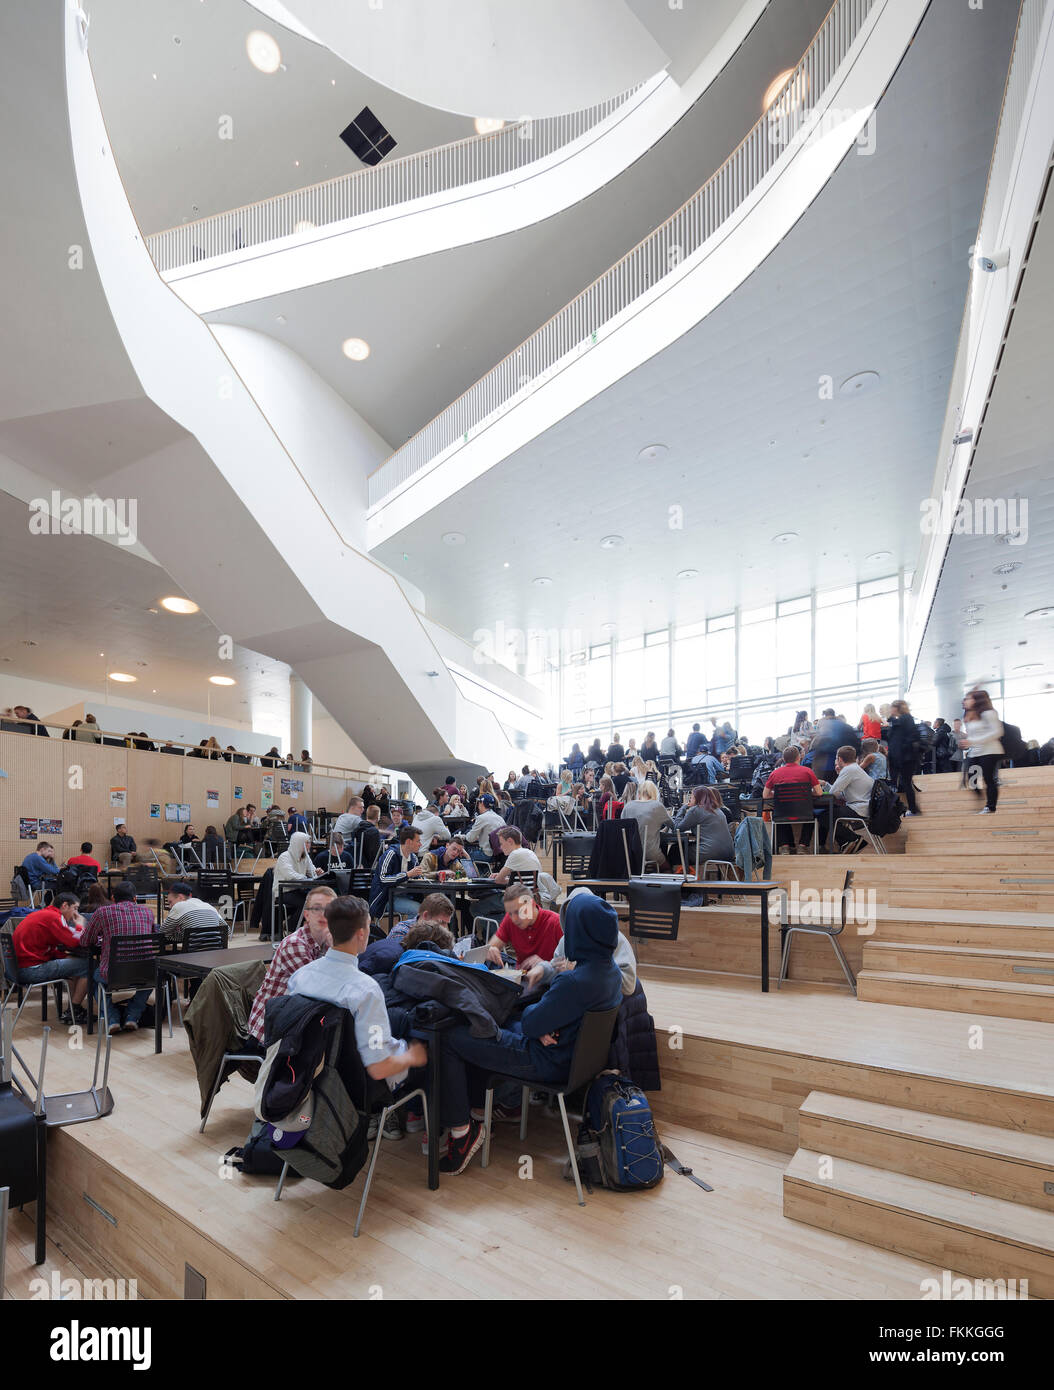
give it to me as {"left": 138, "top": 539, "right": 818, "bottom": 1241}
{"left": 86, "top": 0, "right": 473, "bottom": 235}
{"left": 913, "top": 164, "right": 1054, "bottom": 705}
{"left": 0, "top": 494, "right": 294, "bottom": 724}
{"left": 203, "top": 0, "right": 834, "bottom": 447}
{"left": 369, "top": 0, "right": 1018, "bottom": 650}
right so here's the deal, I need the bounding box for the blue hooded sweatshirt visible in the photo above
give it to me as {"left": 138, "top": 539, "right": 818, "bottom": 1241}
{"left": 516, "top": 892, "right": 622, "bottom": 1075}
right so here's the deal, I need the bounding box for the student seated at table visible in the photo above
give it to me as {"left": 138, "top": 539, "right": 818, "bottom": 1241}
{"left": 286, "top": 806, "right": 309, "bottom": 836}
{"left": 273, "top": 830, "right": 319, "bottom": 896}
{"left": 524, "top": 888, "right": 638, "bottom": 996}
{"left": 12, "top": 892, "right": 89, "bottom": 1024}
{"left": 22, "top": 841, "right": 60, "bottom": 893}
{"left": 369, "top": 826, "right": 427, "bottom": 920}
{"left": 314, "top": 832, "right": 355, "bottom": 873}
{"left": 161, "top": 880, "right": 226, "bottom": 943}
{"left": 200, "top": 825, "right": 227, "bottom": 865}
{"left": 827, "top": 745, "right": 876, "bottom": 850}
{"left": 485, "top": 885, "right": 563, "bottom": 971}
{"left": 473, "top": 828, "right": 558, "bottom": 918}
{"left": 286, "top": 894, "right": 428, "bottom": 1097}
{"left": 431, "top": 891, "right": 623, "bottom": 1175}
{"left": 465, "top": 794, "right": 505, "bottom": 864}
{"left": 670, "top": 786, "right": 734, "bottom": 870}
{"left": 109, "top": 825, "right": 137, "bottom": 862}
{"left": 359, "top": 892, "right": 456, "bottom": 978}
{"left": 434, "top": 838, "right": 478, "bottom": 878}
{"left": 763, "top": 745, "right": 822, "bottom": 854}
{"left": 79, "top": 882, "right": 111, "bottom": 918}
{"left": 246, "top": 885, "right": 337, "bottom": 1045}
{"left": 79, "top": 880, "right": 156, "bottom": 1035}
{"left": 67, "top": 842, "right": 102, "bottom": 871}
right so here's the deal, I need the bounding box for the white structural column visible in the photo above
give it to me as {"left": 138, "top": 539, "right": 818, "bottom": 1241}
{"left": 934, "top": 677, "right": 966, "bottom": 723}
{"left": 289, "top": 674, "right": 313, "bottom": 758}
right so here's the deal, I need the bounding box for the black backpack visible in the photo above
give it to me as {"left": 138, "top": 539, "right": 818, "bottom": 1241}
{"left": 1000, "top": 722, "right": 1028, "bottom": 763}
{"left": 868, "top": 778, "right": 903, "bottom": 837}
{"left": 225, "top": 1120, "right": 286, "bottom": 1176}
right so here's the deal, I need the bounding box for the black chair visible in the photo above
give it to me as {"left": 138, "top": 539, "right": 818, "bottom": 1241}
{"left": 776, "top": 870, "right": 857, "bottom": 994}
{"left": 95, "top": 932, "right": 162, "bottom": 1033}
{"left": 195, "top": 868, "right": 232, "bottom": 907}
{"left": 561, "top": 834, "right": 596, "bottom": 880}
{"left": 729, "top": 755, "right": 754, "bottom": 787}
{"left": 625, "top": 879, "right": 681, "bottom": 942}
{"left": 769, "top": 786, "right": 818, "bottom": 854}
{"left": 0, "top": 932, "right": 70, "bottom": 1026}
{"left": 506, "top": 868, "right": 539, "bottom": 896}
{"left": 480, "top": 1006, "right": 620, "bottom": 1205}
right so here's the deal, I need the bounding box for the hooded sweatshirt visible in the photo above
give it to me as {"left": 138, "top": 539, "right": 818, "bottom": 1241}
{"left": 516, "top": 892, "right": 622, "bottom": 1075}
{"left": 272, "top": 830, "right": 318, "bottom": 897}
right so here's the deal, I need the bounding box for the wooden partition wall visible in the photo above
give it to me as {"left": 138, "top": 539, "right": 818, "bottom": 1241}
{"left": 0, "top": 730, "right": 363, "bottom": 873}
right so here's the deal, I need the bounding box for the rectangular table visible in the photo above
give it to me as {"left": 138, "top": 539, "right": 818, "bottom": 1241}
{"left": 154, "top": 943, "right": 274, "bottom": 1054}
{"left": 386, "top": 877, "right": 499, "bottom": 937}
{"left": 573, "top": 877, "right": 780, "bottom": 991}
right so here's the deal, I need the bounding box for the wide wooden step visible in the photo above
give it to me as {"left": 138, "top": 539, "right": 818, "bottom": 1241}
{"left": 862, "top": 940, "right": 1054, "bottom": 984}
{"left": 857, "top": 969, "right": 1054, "bottom": 1023}
{"left": 870, "top": 909, "right": 1054, "bottom": 951}
{"left": 783, "top": 1149, "right": 1054, "bottom": 1297}
{"left": 798, "top": 1092, "right": 1054, "bottom": 1210}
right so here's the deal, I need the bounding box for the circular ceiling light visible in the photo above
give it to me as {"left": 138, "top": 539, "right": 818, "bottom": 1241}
{"left": 962, "top": 619, "right": 982, "bottom": 628}
{"left": 676, "top": 569, "right": 699, "bottom": 580}
{"left": 762, "top": 68, "right": 796, "bottom": 112}
{"left": 771, "top": 532, "right": 798, "bottom": 545}
{"left": 865, "top": 550, "right": 893, "bottom": 562}
{"left": 1024, "top": 607, "right": 1054, "bottom": 620}
{"left": 441, "top": 531, "right": 465, "bottom": 546}
{"left": 600, "top": 622, "right": 617, "bottom": 634}
{"left": 839, "top": 371, "right": 882, "bottom": 398}
{"left": 532, "top": 576, "right": 553, "bottom": 587}
{"left": 108, "top": 672, "right": 136, "bottom": 683}
{"left": 209, "top": 675, "right": 236, "bottom": 686}
{"left": 637, "top": 444, "right": 668, "bottom": 463}
{"left": 961, "top": 604, "right": 985, "bottom": 615}
{"left": 474, "top": 117, "right": 505, "bottom": 135}
{"left": 160, "top": 595, "right": 199, "bottom": 614}
{"left": 600, "top": 534, "right": 624, "bottom": 549}
{"left": 994, "top": 562, "right": 1022, "bottom": 575}
{"left": 246, "top": 30, "right": 281, "bottom": 74}
{"left": 341, "top": 337, "right": 370, "bottom": 361}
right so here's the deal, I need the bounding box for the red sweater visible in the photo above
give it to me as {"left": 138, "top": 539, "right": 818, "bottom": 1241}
{"left": 13, "top": 906, "right": 82, "bottom": 967}
{"left": 496, "top": 908, "right": 563, "bottom": 966}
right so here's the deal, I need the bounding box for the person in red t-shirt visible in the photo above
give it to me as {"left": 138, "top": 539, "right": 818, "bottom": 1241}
{"left": 12, "top": 891, "right": 90, "bottom": 1016}
{"left": 66, "top": 841, "right": 102, "bottom": 871}
{"left": 486, "top": 885, "right": 563, "bottom": 971}
{"left": 763, "top": 745, "right": 823, "bottom": 853}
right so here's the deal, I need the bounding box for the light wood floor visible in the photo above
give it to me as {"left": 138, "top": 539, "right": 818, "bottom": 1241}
{"left": 5, "top": 1011, "right": 955, "bottom": 1301}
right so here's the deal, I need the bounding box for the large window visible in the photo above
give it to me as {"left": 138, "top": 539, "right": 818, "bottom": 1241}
{"left": 558, "top": 574, "right": 909, "bottom": 744}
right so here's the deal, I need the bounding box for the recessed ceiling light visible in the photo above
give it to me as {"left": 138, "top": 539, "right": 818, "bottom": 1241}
{"left": 637, "top": 444, "right": 668, "bottom": 463}
{"left": 960, "top": 604, "right": 985, "bottom": 615}
{"left": 994, "top": 562, "right": 1021, "bottom": 575}
{"left": 1024, "top": 607, "right": 1054, "bottom": 620}
{"left": 246, "top": 30, "right": 281, "bottom": 74}
{"left": 109, "top": 672, "right": 136, "bottom": 683}
{"left": 209, "top": 675, "right": 236, "bottom": 686}
{"left": 865, "top": 550, "right": 892, "bottom": 563}
{"left": 962, "top": 619, "right": 982, "bottom": 628}
{"left": 676, "top": 569, "right": 699, "bottom": 580}
{"left": 135, "top": 661, "right": 148, "bottom": 667}
{"left": 600, "top": 535, "right": 624, "bottom": 549}
{"left": 771, "top": 532, "right": 798, "bottom": 545}
{"left": 1013, "top": 663, "right": 1043, "bottom": 673}
{"left": 441, "top": 532, "right": 465, "bottom": 546}
{"left": 839, "top": 371, "right": 881, "bottom": 398}
{"left": 532, "top": 576, "right": 552, "bottom": 587}
{"left": 503, "top": 562, "right": 510, "bottom": 568}
{"left": 341, "top": 337, "right": 370, "bottom": 361}
{"left": 474, "top": 117, "right": 505, "bottom": 135}
{"left": 160, "top": 596, "right": 199, "bottom": 614}
{"left": 600, "top": 622, "right": 617, "bottom": 634}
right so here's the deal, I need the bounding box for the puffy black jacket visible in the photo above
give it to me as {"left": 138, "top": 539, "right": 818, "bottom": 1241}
{"left": 388, "top": 955, "right": 522, "bottom": 1038}
{"left": 607, "top": 981, "right": 661, "bottom": 1092}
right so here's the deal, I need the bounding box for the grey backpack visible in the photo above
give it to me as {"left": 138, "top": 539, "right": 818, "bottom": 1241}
{"left": 283, "top": 1025, "right": 368, "bottom": 1190}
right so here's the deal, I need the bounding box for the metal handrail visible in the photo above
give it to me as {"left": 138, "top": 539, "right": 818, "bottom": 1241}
{"left": 368, "top": 0, "right": 877, "bottom": 510}
{"left": 144, "top": 83, "right": 646, "bottom": 274}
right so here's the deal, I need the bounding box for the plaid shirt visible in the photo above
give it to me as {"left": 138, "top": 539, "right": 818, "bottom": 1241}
{"left": 247, "top": 926, "right": 325, "bottom": 1043}
{"left": 79, "top": 900, "right": 156, "bottom": 978}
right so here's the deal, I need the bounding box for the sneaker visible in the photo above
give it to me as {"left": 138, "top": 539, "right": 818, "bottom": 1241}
{"left": 382, "top": 1111, "right": 403, "bottom": 1141}
{"left": 470, "top": 1102, "right": 520, "bottom": 1124}
{"left": 404, "top": 1110, "right": 425, "bottom": 1134}
{"left": 979, "top": 807, "right": 995, "bottom": 815}
{"left": 107, "top": 1021, "right": 123, "bottom": 1036}
{"left": 438, "top": 1120, "right": 486, "bottom": 1175}
{"left": 367, "top": 1115, "right": 380, "bottom": 1142}
{"left": 123, "top": 1021, "right": 139, "bottom": 1032}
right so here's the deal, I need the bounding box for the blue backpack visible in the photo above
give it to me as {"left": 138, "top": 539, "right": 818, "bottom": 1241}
{"left": 572, "top": 1073, "right": 665, "bottom": 1192}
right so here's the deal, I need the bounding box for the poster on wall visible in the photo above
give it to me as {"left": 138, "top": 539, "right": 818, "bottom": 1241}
{"left": 164, "top": 803, "right": 181, "bottom": 822}
{"left": 206, "top": 789, "right": 220, "bottom": 809}
{"left": 109, "top": 786, "right": 127, "bottom": 808}
{"left": 261, "top": 774, "right": 274, "bottom": 810}
{"left": 149, "top": 804, "right": 161, "bottom": 819}
{"left": 280, "top": 777, "right": 304, "bottom": 798}
{"left": 39, "top": 818, "right": 63, "bottom": 836}
{"left": 19, "top": 817, "right": 38, "bottom": 839}
{"left": 234, "top": 785, "right": 243, "bottom": 800}
{"left": 178, "top": 803, "right": 191, "bottom": 822}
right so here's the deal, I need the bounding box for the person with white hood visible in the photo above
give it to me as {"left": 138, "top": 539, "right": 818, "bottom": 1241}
{"left": 273, "top": 831, "right": 319, "bottom": 899}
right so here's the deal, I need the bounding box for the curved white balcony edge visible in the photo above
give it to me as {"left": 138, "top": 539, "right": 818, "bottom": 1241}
{"left": 148, "top": 0, "right": 771, "bottom": 315}
{"left": 366, "top": 0, "right": 922, "bottom": 549}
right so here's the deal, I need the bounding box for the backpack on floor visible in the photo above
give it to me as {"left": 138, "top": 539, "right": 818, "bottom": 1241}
{"left": 225, "top": 1119, "right": 286, "bottom": 1176}
{"left": 867, "top": 777, "right": 902, "bottom": 838}
{"left": 568, "top": 1073, "right": 664, "bottom": 1192}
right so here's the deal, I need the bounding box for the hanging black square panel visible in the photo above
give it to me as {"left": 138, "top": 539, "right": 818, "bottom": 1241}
{"left": 339, "top": 106, "right": 397, "bottom": 166}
